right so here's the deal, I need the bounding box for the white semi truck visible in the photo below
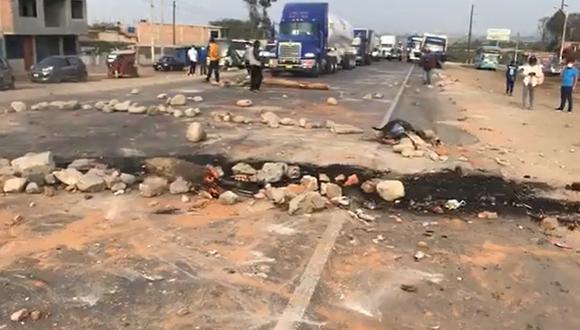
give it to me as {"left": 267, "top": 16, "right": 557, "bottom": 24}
{"left": 379, "top": 35, "right": 397, "bottom": 60}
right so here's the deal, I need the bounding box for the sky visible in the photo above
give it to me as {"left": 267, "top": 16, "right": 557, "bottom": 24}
{"left": 87, "top": 0, "right": 579, "bottom": 37}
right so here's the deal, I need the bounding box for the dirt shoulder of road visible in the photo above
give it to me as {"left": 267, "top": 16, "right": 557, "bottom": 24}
{"left": 0, "top": 68, "right": 241, "bottom": 104}
{"left": 436, "top": 64, "right": 580, "bottom": 192}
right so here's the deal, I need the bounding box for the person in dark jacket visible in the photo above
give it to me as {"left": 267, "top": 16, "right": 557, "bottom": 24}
{"left": 505, "top": 60, "right": 518, "bottom": 96}
{"left": 246, "top": 40, "right": 263, "bottom": 92}
{"left": 198, "top": 47, "right": 208, "bottom": 76}
{"left": 420, "top": 49, "right": 437, "bottom": 87}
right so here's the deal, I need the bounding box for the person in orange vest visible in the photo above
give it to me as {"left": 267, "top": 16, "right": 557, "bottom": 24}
{"left": 205, "top": 38, "right": 220, "bottom": 83}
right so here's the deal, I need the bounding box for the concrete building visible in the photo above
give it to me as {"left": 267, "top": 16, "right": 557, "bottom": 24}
{"left": 137, "top": 21, "right": 221, "bottom": 48}
{"left": 0, "top": 0, "right": 88, "bottom": 73}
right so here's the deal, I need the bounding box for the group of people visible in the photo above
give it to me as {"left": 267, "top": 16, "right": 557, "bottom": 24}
{"left": 186, "top": 38, "right": 264, "bottom": 92}
{"left": 505, "top": 56, "right": 578, "bottom": 112}
{"left": 186, "top": 38, "right": 221, "bottom": 82}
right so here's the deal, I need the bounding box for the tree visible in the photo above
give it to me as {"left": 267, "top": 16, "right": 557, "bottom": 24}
{"left": 242, "top": 0, "right": 278, "bottom": 38}
{"left": 209, "top": 19, "right": 261, "bottom": 39}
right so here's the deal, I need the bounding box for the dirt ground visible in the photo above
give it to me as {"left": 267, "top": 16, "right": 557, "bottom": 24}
{"left": 439, "top": 65, "right": 580, "bottom": 190}
{"left": 1, "top": 62, "right": 580, "bottom": 329}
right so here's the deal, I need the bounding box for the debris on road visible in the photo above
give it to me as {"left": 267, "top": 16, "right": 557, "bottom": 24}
{"left": 263, "top": 78, "right": 330, "bottom": 90}
{"left": 139, "top": 176, "right": 169, "bottom": 198}
{"left": 327, "top": 97, "right": 338, "bottom": 106}
{"left": 186, "top": 122, "right": 206, "bottom": 142}
{"left": 219, "top": 190, "right": 240, "bottom": 205}
{"left": 236, "top": 99, "right": 253, "bottom": 107}
{"left": 11, "top": 101, "right": 28, "bottom": 112}
{"left": 478, "top": 211, "right": 499, "bottom": 219}
{"left": 169, "top": 94, "right": 187, "bottom": 106}
{"left": 444, "top": 199, "right": 466, "bottom": 211}
{"left": 400, "top": 284, "right": 418, "bottom": 293}
{"left": 288, "top": 191, "right": 327, "bottom": 215}
{"left": 376, "top": 180, "right": 405, "bottom": 202}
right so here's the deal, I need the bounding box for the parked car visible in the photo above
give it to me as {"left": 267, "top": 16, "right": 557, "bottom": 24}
{"left": 30, "top": 56, "right": 88, "bottom": 83}
{"left": 0, "top": 57, "right": 15, "bottom": 89}
{"left": 153, "top": 56, "right": 186, "bottom": 71}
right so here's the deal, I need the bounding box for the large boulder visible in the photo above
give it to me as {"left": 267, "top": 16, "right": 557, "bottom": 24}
{"left": 219, "top": 191, "right": 240, "bottom": 205}
{"left": 376, "top": 180, "right": 405, "bottom": 202}
{"left": 232, "top": 162, "right": 257, "bottom": 176}
{"left": 144, "top": 157, "right": 204, "bottom": 183}
{"left": 330, "top": 124, "right": 364, "bottom": 135}
{"left": 31, "top": 102, "right": 49, "bottom": 111}
{"left": 184, "top": 108, "right": 200, "bottom": 117}
{"left": 10, "top": 101, "right": 27, "bottom": 112}
{"left": 128, "top": 104, "right": 147, "bottom": 114}
{"left": 257, "top": 162, "right": 287, "bottom": 183}
{"left": 25, "top": 182, "right": 42, "bottom": 194}
{"left": 288, "top": 192, "right": 327, "bottom": 215}
{"left": 170, "top": 94, "right": 187, "bottom": 106}
{"left": 186, "top": 122, "right": 206, "bottom": 142}
{"left": 236, "top": 99, "right": 253, "bottom": 107}
{"left": 321, "top": 183, "right": 342, "bottom": 199}
{"left": 327, "top": 97, "right": 338, "bottom": 106}
{"left": 300, "top": 175, "right": 319, "bottom": 192}
{"left": 169, "top": 177, "right": 191, "bottom": 194}
{"left": 11, "top": 152, "right": 55, "bottom": 177}
{"left": 3, "top": 177, "right": 27, "bottom": 193}
{"left": 54, "top": 168, "right": 83, "bottom": 187}
{"left": 139, "top": 176, "right": 169, "bottom": 197}
{"left": 266, "top": 186, "right": 286, "bottom": 205}
{"left": 120, "top": 173, "right": 137, "bottom": 186}
{"left": 261, "top": 112, "right": 281, "bottom": 128}
{"left": 77, "top": 173, "right": 106, "bottom": 192}
{"left": 114, "top": 100, "right": 131, "bottom": 112}
{"left": 67, "top": 158, "right": 102, "bottom": 172}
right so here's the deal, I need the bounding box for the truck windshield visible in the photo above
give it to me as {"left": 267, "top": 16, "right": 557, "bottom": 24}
{"left": 280, "top": 22, "right": 317, "bottom": 36}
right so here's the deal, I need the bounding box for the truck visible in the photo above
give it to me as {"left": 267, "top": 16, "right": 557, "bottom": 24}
{"left": 272, "top": 2, "right": 356, "bottom": 77}
{"left": 379, "top": 35, "right": 397, "bottom": 60}
{"left": 353, "top": 28, "right": 377, "bottom": 66}
{"left": 406, "top": 34, "right": 424, "bottom": 62}
{"left": 422, "top": 33, "right": 448, "bottom": 64}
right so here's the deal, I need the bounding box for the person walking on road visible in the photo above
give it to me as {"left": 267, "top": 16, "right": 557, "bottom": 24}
{"left": 198, "top": 47, "right": 208, "bottom": 76}
{"left": 520, "top": 55, "right": 544, "bottom": 110}
{"left": 505, "top": 60, "right": 518, "bottom": 96}
{"left": 187, "top": 45, "right": 198, "bottom": 76}
{"left": 247, "top": 40, "right": 263, "bottom": 92}
{"left": 556, "top": 59, "right": 578, "bottom": 113}
{"left": 420, "top": 49, "right": 437, "bottom": 87}
{"left": 205, "top": 38, "right": 220, "bottom": 83}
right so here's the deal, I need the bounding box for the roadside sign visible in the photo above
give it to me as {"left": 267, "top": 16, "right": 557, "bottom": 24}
{"left": 487, "top": 28, "right": 511, "bottom": 42}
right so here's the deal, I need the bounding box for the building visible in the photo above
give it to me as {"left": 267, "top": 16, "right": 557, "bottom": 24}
{"left": 0, "top": 0, "right": 88, "bottom": 73}
{"left": 136, "top": 21, "right": 220, "bottom": 57}
{"left": 84, "top": 24, "right": 137, "bottom": 45}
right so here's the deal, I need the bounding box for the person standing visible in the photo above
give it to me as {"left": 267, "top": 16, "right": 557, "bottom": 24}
{"left": 205, "top": 38, "right": 220, "bottom": 83}
{"left": 247, "top": 40, "right": 263, "bottom": 92}
{"left": 520, "top": 55, "right": 544, "bottom": 110}
{"left": 419, "top": 49, "right": 437, "bottom": 87}
{"left": 198, "top": 47, "right": 208, "bottom": 76}
{"left": 187, "top": 45, "right": 198, "bottom": 76}
{"left": 556, "top": 59, "right": 578, "bottom": 113}
{"left": 505, "top": 60, "right": 518, "bottom": 96}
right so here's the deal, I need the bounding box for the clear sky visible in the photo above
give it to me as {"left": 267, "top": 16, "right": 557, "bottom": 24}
{"left": 88, "top": 0, "right": 578, "bottom": 37}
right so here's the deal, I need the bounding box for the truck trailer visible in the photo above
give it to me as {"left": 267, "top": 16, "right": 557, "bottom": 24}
{"left": 353, "top": 28, "right": 377, "bottom": 66}
{"left": 272, "top": 2, "right": 356, "bottom": 77}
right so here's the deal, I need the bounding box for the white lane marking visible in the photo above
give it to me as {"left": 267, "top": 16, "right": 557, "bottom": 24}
{"left": 379, "top": 64, "right": 415, "bottom": 127}
{"left": 274, "top": 211, "right": 348, "bottom": 330}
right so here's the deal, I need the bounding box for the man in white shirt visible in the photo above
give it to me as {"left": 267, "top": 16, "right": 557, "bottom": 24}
{"left": 520, "top": 55, "right": 544, "bottom": 110}
{"left": 187, "top": 46, "right": 198, "bottom": 76}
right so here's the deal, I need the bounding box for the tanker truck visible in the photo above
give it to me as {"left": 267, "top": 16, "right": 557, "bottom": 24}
{"left": 272, "top": 2, "right": 356, "bottom": 77}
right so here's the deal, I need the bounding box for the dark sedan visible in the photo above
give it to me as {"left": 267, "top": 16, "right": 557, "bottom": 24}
{"left": 30, "top": 56, "right": 88, "bottom": 83}
{"left": 154, "top": 56, "right": 186, "bottom": 71}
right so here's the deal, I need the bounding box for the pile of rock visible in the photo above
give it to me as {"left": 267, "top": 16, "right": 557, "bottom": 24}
{"left": 390, "top": 131, "right": 447, "bottom": 162}
{"left": 230, "top": 162, "right": 406, "bottom": 215}
{"left": 0, "top": 152, "right": 138, "bottom": 195}
{"left": 212, "top": 106, "right": 364, "bottom": 135}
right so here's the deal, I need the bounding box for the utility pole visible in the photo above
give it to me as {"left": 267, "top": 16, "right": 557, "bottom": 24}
{"left": 514, "top": 32, "right": 520, "bottom": 63}
{"left": 160, "top": 0, "right": 164, "bottom": 55}
{"left": 150, "top": 0, "right": 155, "bottom": 63}
{"left": 561, "top": 0, "right": 566, "bottom": 10}
{"left": 560, "top": 8, "right": 568, "bottom": 61}
{"left": 466, "top": 4, "right": 474, "bottom": 63}
{"left": 172, "top": 0, "right": 176, "bottom": 46}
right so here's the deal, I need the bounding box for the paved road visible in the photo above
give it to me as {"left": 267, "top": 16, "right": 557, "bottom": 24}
{"left": 0, "top": 61, "right": 470, "bottom": 167}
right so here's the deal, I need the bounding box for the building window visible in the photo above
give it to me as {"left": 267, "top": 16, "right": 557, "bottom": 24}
{"left": 71, "top": 0, "right": 84, "bottom": 19}
{"left": 19, "top": 0, "right": 37, "bottom": 17}
{"left": 5, "top": 36, "right": 25, "bottom": 59}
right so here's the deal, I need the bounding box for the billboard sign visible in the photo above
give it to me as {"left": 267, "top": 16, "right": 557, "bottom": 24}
{"left": 487, "top": 28, "right": 511, "bottom": 42}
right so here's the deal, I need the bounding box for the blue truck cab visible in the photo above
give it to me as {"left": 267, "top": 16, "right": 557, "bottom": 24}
{"left": 273, "top": 2, "right": 346, "bottom": 76}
